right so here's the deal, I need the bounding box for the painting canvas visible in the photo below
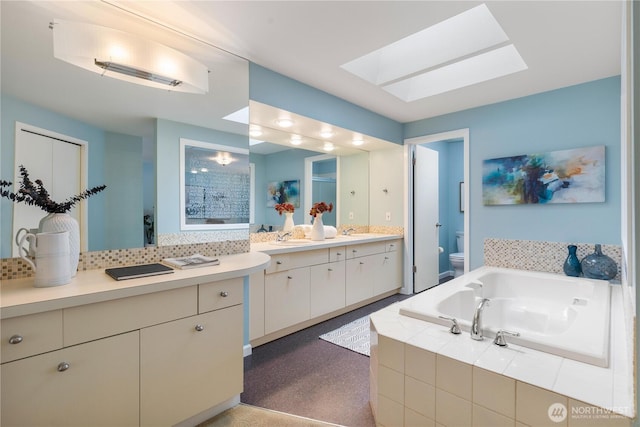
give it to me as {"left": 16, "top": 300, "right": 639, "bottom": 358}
{"left": 482, "top": 145, "right": 605, "bottom": 205}
{"left": 267, "top": 180, "right": 300, "bottom": 208}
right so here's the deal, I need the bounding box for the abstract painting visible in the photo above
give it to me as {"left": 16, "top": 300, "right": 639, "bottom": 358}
{"left": 267, "top": 180, "right": 300, "bottom": 208}
{"left": 482, "top": 145, "right": 605, "bottom": 205}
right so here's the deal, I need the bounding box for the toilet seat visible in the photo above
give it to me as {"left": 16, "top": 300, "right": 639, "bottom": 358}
{"left": 449, "top": 252, "right": 464, "bottom": 261}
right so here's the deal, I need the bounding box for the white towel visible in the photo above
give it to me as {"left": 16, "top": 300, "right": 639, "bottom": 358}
{"left": 324, "top": 226, "right": 337, "bottom": 239}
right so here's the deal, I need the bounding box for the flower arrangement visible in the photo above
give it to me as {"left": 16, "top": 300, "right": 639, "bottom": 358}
{"left": 0, "top": 165, "right": 107, "bottom": 214}
{"left": 274, "top": 203, "right": 295, "bottom": 215}
{"left": 309, "top": 201, "right": 333, "bottom": 217}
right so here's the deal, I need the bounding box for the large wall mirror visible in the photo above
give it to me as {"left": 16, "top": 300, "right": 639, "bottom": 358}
{"left": 248, "top": 101, "right": 395, "bottom": 232}
{"left": 0, "top": 1, "right": 249, "bottom": 257}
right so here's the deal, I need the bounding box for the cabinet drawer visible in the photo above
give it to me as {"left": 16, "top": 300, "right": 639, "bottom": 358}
{"left": 265, "top": 249, "right": 328, "bottom": 273}
{"left": 329, "top": 246, "right": 347, "bottom": 262}
{"left": 1, "top": 310, "right": 63, "bottom": 363}
{"left": 199, "top": 277, "right": 243, "bottom": 313}
{"left": 64, "top": 286, "right": 197, "bottom": 346}
{"left": 386, "top": 240, "right": 401, "bottom": 253}
{"left": 346, "top": 242, "right": 387, "bottom": 259}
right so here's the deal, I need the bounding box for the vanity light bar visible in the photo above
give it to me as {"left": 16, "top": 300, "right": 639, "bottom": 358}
{"left": 95, "top": 60, "right": 182, "bottom": 87}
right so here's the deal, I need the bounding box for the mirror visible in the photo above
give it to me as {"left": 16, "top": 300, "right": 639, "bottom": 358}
{"left": 1, "top": 1, "right": 249, "bottom": 258}
{"left": 248, "top": 100, "right": 400, "bottom": 231}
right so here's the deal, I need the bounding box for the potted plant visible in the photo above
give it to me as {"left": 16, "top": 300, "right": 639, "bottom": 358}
{"left": 274, "top": 203, "right": 295, "bottom": 231}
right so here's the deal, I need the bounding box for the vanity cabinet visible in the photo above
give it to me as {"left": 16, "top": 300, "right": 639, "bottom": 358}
{"left": 252, "top": 238, "right": 402, "bottom": 346}
{"left": 1, "top": 277, "right": 246, "bottom": 427}
{"left": 2, "top": 330, "right": 140, "bottom": 427}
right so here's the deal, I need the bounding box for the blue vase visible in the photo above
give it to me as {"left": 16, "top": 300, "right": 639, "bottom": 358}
{"left": 580, "top": 244, "right": 617, "bottom": 280}
{"left": 563, "top": 245, "right": 581, "bottom": 277}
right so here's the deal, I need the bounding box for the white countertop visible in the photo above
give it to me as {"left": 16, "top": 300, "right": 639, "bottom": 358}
{"left": 0, "top": 251, "right": 271, "bottom": 319}
{"left": 251, "top": 233, "right": 403, "bottom": 255}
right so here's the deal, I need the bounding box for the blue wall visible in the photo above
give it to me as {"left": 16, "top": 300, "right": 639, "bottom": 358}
{"left": 250, "top": 63, "right": 404, "bottom": 145}
{"left": 405, "top": 77, "right": 621, "bottom": 270}
{"left": 1, "top": 95, "right": 108, "bottom": 254}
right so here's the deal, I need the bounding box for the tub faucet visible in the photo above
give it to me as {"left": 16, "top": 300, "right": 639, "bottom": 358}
{"left": 470, "top": 298, "right": 490, "bottom": 341}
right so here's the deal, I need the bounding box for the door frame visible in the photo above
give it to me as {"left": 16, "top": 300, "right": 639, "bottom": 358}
{"left": 402, "top": 128, "right": 470, "bottom": 294}
{"left": 304, "top": 154, "right": 339, "bottom": 225}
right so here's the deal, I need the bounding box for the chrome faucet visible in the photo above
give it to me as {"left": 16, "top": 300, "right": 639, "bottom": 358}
{"left": 275, "top": 231, "right": 292, "bottom": 242}
{"left": 470, "top": 298, "right": 490, "bottom": 341}
{"left": 342, "top": 227, "right": 356, "bottom": 235}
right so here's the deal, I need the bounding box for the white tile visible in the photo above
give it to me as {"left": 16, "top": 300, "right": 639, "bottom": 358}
{"left": 472, "top": 403, "right": 515, "bottom": 427}
{"left": 503, "top": 347, "right": 562, "bottom": 389}
{"left": 553, "top": 358, "right": 613, "bottom": 411}
{"left": 435, "top": 388, "right": 472, "bottom": 427}
{"left": 473, "top": 366, "right": 516, "bottom": 419}
{"left": 612, "top": 373, "right": 635, "bottom": 419}
{"left": 371, "top": 306, "right": 430, "bottom": 342}
{"left": 405, "top": 407, "right": 435, "bottom": 427}
{"left": 379, "top": 335, "right": 405, "bottom": 373}
{"left": 474, "top": 342, "right": 523, "bottom": 374}
{"left": 379, "top": 365, "right": 404, "bottom": 403}
{"left": 436, "top": 354, "right": 472, "bottom": 401}
{"left": 405, "top": 376, "right": 436, "bottom": 419}
{"left": 437, "top": 333, "right": 492, "bottom": 365}
{"left": 405, "top": 343, "right": 436, "bottom": 385}
{"left": 378, "top": 394, "right": 404, "bottom": 427}
{"left": 516, "top": 382, "right": 567, "bottom": 427}
{"left": 406, "top": 326, "right": 456, "bottom": 354}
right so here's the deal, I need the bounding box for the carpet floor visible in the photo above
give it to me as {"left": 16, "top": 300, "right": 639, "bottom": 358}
{"left": 241, "top": 294, "right": 411, "bottom": 427}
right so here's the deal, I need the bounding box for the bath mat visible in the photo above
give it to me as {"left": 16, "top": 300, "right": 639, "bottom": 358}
{"left": 319, "top": 315, "right": 370, "bottom": 356}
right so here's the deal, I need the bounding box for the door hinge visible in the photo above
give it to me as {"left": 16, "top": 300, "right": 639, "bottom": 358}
{"left": 413, "top": 265, "right": 417, "bottom": 273}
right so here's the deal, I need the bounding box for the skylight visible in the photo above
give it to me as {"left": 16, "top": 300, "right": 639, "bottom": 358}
{"left": 340, "top": 3, "right": 527, "bottom": 102}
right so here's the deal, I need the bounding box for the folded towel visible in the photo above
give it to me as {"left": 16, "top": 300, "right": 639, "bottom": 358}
{"left": 324, "top": 226, "right": 337, "bottom": 239}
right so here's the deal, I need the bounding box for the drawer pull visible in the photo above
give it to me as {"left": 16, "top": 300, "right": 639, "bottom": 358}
{"left": 328, "top": 268, "right": 333, "bottom": 272}
{"left": 287, "top": 276, "right": 293, "bottom": 280}
{"left": 360, "top": 261, "right": 365, "bottom": 265}
{"left": 57, "top": 362, "right": 70, "bottom": 372}
{"left": 195, "top": 324, "right": 205, "bottom": 332}
{"left": 389, "top": 244, "right": 395, "bottom": 248}
{"left": 276, "top": 261, "right": 283, "bottom": 265}
{"left": 336, "top": 252, "right": 342, "bottom": 256}
{"left": 352, "top": 249, "right": 358, "bottom": 253}
{"left": 8, "top": 335, "right": 23, "bottom": 345}
{"left": 220, "top": 291, "right": 229, "bottom": 297}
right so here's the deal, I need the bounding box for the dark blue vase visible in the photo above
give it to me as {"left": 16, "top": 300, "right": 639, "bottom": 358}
{"left": 563, "top": 245, "right": 581, "bottom": 277}
{"left": 580, "top": 244, "right": 617, "bottom": 280}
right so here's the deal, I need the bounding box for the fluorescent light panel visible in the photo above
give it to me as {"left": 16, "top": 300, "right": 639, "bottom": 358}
{"left": 341, "top": 4, "right": 509, "bottom": 86}
{"left": 382, "top": 44, "right": 527, "bottom": 102}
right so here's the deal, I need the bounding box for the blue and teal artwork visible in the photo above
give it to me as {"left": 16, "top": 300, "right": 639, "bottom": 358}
{"left": 482, "top": 145, "right": 605, "bottom": 205}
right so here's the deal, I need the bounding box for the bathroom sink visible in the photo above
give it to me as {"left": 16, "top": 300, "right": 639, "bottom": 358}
{"left": 270, "top": 239, "right": 312, "bottom": 246}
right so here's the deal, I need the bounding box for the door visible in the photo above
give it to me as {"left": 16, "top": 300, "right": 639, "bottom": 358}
{"left": 414, "top": 145, "right": 439, "bottom": 292}
{"left": 12, "top": 124, "right": 83, "bottom": 256}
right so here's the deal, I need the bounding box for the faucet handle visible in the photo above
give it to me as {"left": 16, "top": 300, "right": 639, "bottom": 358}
{"left": 494, "top": 330, "right": 520, "bottom": 347}
{"left": 438, "top": 316, "right": 461, "bottom": 334}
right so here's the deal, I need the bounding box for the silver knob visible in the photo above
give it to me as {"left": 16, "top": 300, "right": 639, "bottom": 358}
{"left": 352, "top": 249, "right": 358, "bottom": 253}
{"left": 494, "top": 330, "right": 520, "bottom": 347}
{"left": 220, "top": 291, "right": 229, "bottom": 297}
{"left": 336, "top": 252, "right": 342, "bottom": 256}
{"left": 195, "top": 324, "right": 205, "bottom": 332}
{"left": 438, "top": 316, "right": 461, "bottom": 334}
{"left": 359, "top": 261, "right": 364, "bottom": 265}
{"left": 57, "top": 362, "right": 70, "bottom": 372}
{"left": 328, "top": 268, "right": 333, "bottom": 271}
{"left": 8, "top": 335, "right": 23, "bottom": 344}
{"left": 276, "top": 261, "right": 283, "bottom": 265}
{"left": 287, "top": 276, "right": 293, "bottom": 279}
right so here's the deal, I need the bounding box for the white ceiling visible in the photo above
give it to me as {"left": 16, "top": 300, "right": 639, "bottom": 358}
{"left": 2, "top": 1, "right": 622, "bottom": 154}
{"left": 116, "top": 0, "right": 622, "bottom": 123}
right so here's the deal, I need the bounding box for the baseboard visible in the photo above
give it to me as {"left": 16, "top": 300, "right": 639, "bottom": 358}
{"left": 243, "top": 344, "right": 252, "bottom": 357}
{"left": 439, "top": 270, "right": 454, "bottom": 280}
{"left": 175, "top": 395, "right": 240, "bottom": 427}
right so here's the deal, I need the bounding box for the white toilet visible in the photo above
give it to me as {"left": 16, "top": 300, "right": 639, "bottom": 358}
{"left": 449, "top": 231, "right": 465, "bottom": 277}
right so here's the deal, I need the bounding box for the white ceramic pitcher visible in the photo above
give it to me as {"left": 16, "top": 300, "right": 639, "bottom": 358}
{"left": 19, "top": 231, "right": 71, "bottom": 287}
{"left": 15, "top": 227, "right": 38, "bottom": 257}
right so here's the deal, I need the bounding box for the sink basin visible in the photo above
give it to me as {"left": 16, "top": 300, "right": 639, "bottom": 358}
{"left": 270, "top": 239, "right": 312, "bottom": 246}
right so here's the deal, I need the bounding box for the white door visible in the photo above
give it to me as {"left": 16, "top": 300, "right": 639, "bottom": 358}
{"left": 12, "top": 124, "right": 82, "bottom": 256}
{"left": 414, "top": 145, "right": 439, "bottom": 292}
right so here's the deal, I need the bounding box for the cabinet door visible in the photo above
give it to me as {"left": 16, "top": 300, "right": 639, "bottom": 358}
{"left": 373, "top": 251, "right": 402, "bottom": 295}
{"left": 140, "top": 305, "right": 243, "bottom": 427}
{"left": 1, "top": 332, "right": 139, "bottom": 427}
{"left": 264, "top": 267, "right": 310, "bottom": 334}
{"left": 249, "top": 271, "right": 266, "bottom": 341}
{"left": 346, "top": 256, "right": 375, "bottom": 306}
{"left": 310, "top": 260, "right": 346, "bottom": 318}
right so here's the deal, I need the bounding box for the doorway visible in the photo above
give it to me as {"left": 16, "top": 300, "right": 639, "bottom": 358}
{"left": 404, "top": 129, "right": 469, "bottom": 294}
{"left": 304, "top": 154, "right": 339, "bottom": 226}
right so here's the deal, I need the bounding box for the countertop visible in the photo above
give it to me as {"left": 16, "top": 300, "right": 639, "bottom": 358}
{"left": 251, "top": 233, "right": 403, "bottom": 255}
{"left": 0, "top": 251, "right": 271, "bottom": 319}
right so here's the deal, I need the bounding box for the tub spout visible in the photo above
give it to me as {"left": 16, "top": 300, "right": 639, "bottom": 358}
{"left": 470, "top": 298, "right": 490, "bottom": 341}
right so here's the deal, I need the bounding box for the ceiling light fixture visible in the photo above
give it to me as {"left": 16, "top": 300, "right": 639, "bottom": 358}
{"left": 275, "top": 118, "right": 293, "bottom": 128}
{"left": 249, "top": 126, "right": 263, "bottom": 137}
{"left": 323, "top": 142, "right": 334, "bottom": 152}
{"left": 51, "top": 19, "right": 209, "bottom": 94}
{"left": 290, "top": 135, "right": 302, "bottom": 146}
{"left": 320, "top": 130, "right": 334, "bottom": 139}
{"left": 352, "top": 138, "right": 364, "bottom": 146}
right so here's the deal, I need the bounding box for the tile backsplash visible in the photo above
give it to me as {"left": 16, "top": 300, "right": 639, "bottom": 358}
{"left": 484, "top": 238, "right": 622, "bottom": 281}
{"left": 1, "top": 239, "right": 249, "bottom": 281}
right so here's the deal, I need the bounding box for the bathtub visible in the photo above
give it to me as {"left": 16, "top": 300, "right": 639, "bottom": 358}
{"left": 399, "top": 266, "right": 611, "bottom": 367}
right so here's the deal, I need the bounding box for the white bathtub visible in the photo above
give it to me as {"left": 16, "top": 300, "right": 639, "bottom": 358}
{"left": 399, "top": 266, "right": 611, "bottom": 367}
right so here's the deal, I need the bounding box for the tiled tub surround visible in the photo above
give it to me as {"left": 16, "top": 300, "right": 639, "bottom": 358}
{"left": 369, "top": 279, "right": 633, "bottom": 427}
{"left": 484, "top": 238, "right": 622, "bottom": 281}
{"left": 1, "top": 239, "right": 250, "bottom": 281}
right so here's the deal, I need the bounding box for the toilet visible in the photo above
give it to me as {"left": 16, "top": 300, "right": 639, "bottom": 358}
{"left": 449, "top": 231, "right": 465, "bottom": 277}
